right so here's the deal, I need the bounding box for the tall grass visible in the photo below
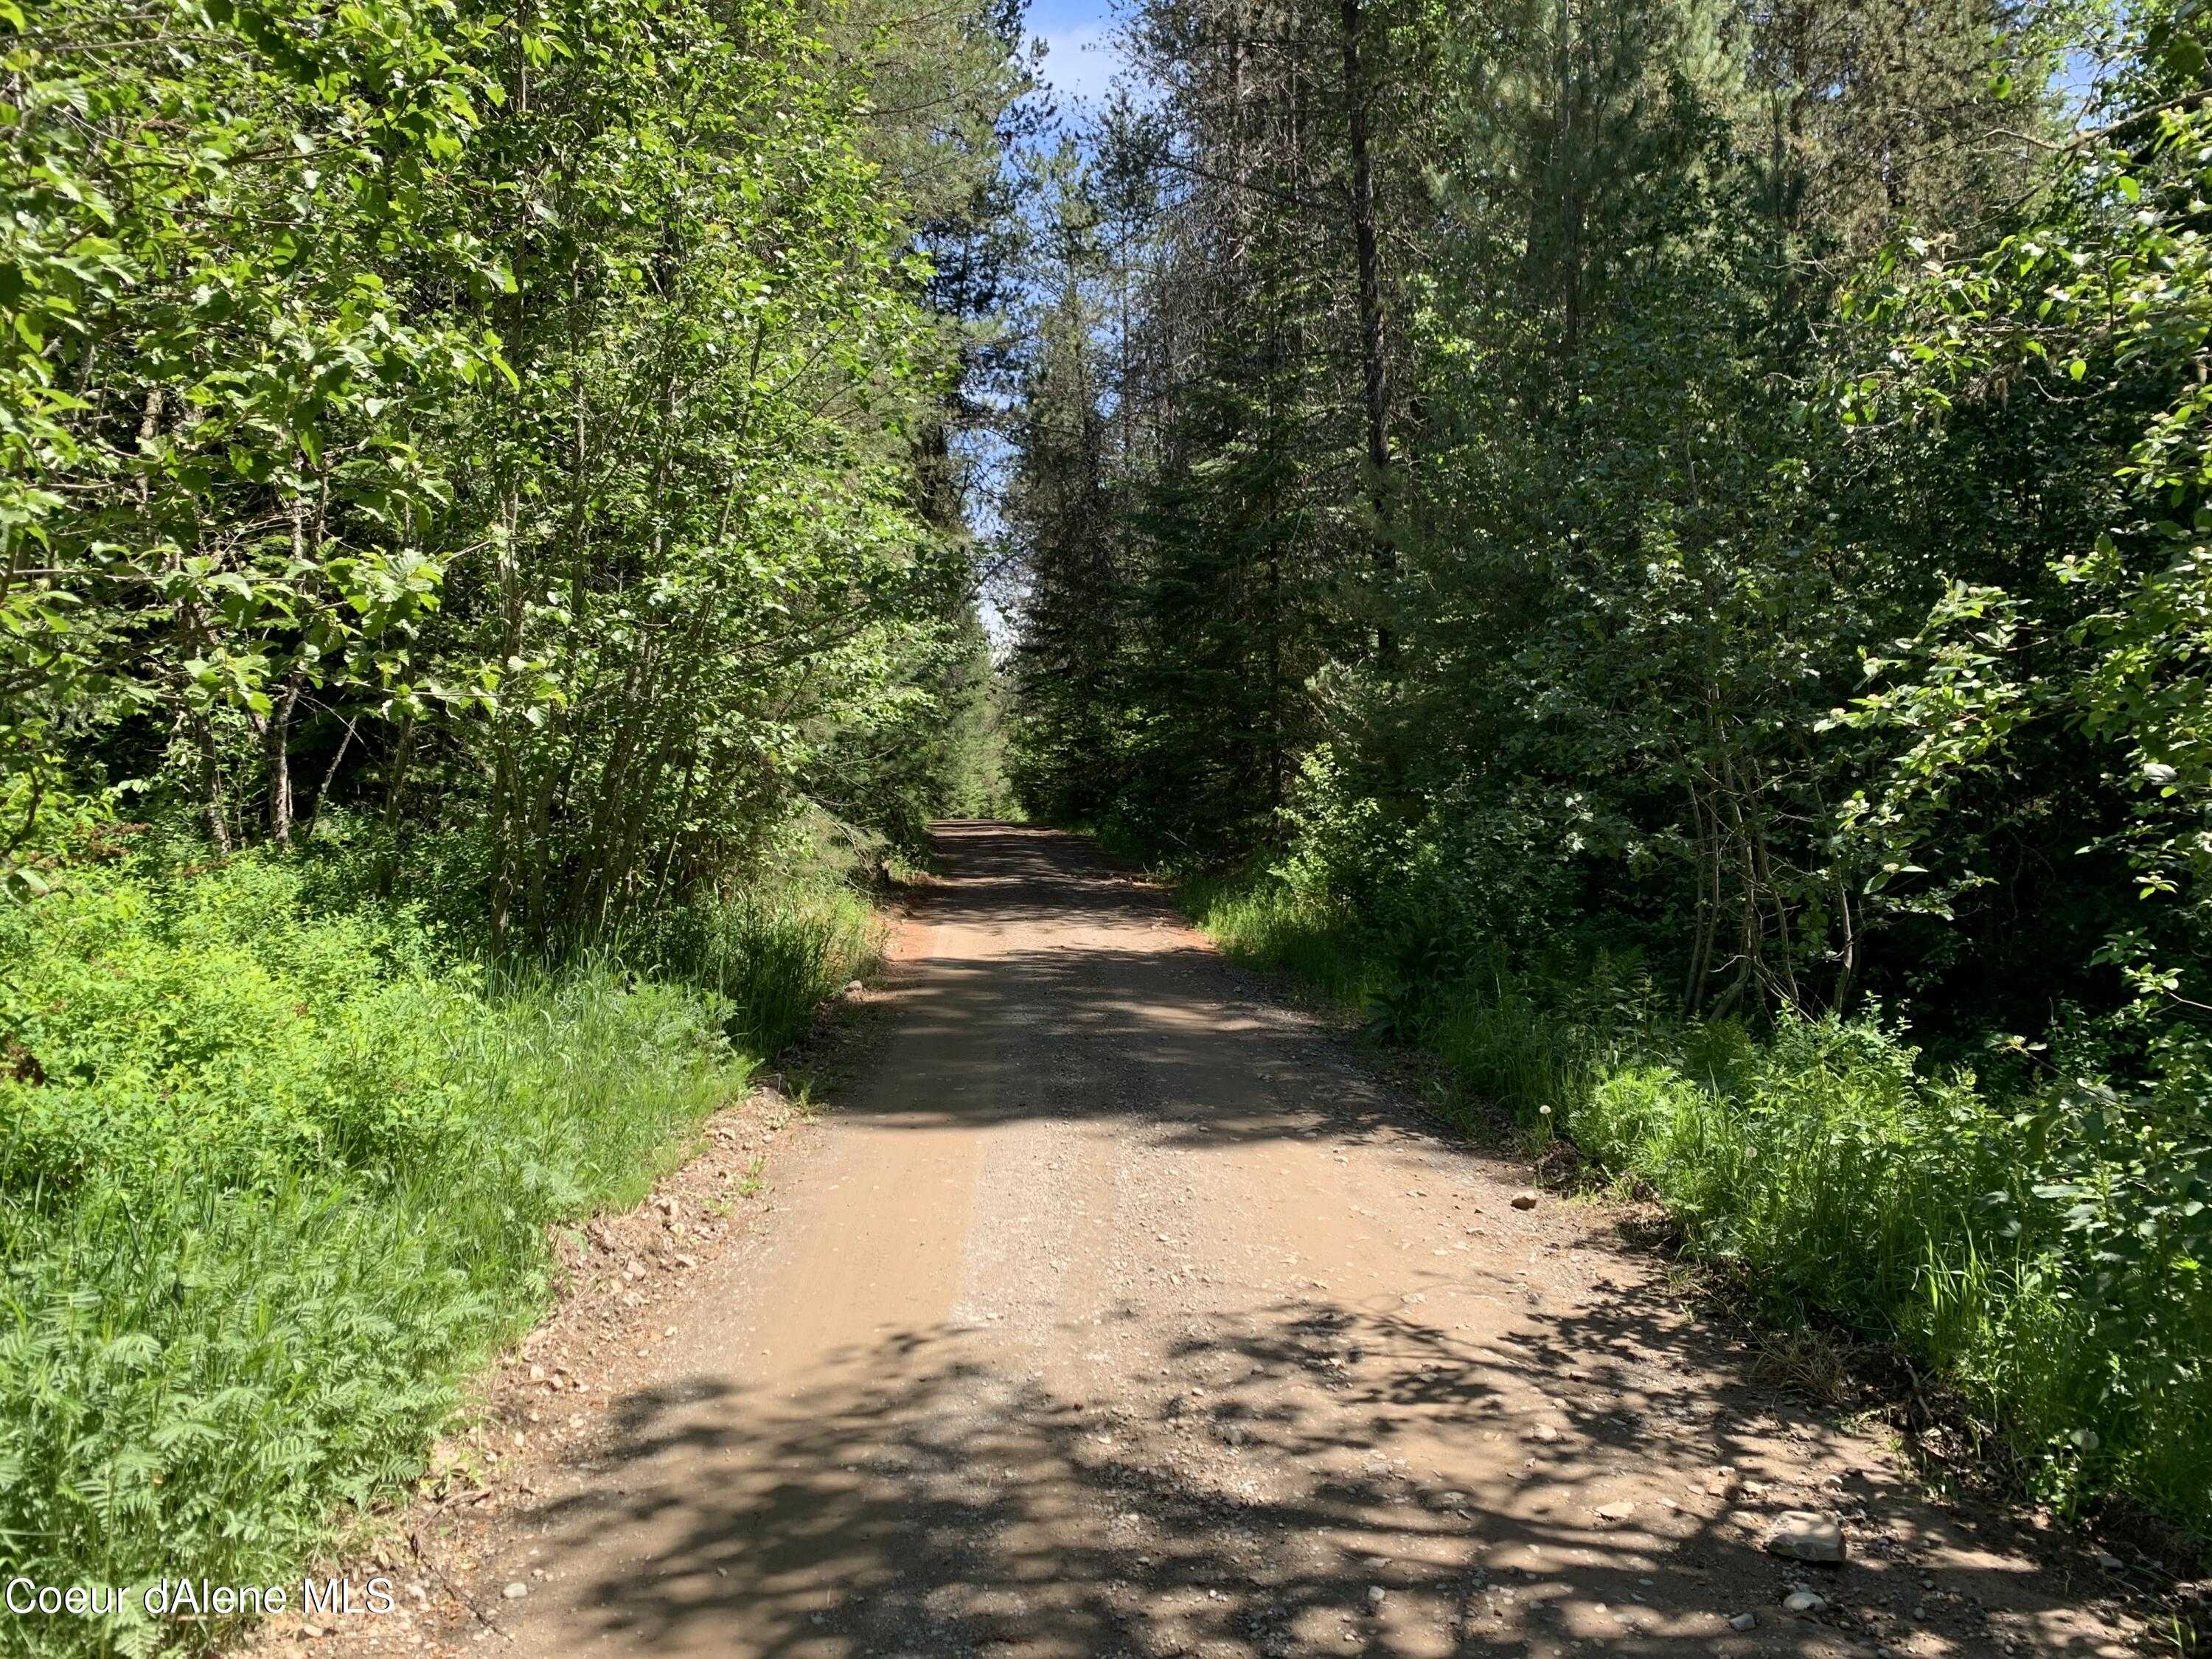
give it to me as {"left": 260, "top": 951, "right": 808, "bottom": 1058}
{"left": 0, "top": 852, "right": 878, "bottom": 1658}
{"left": 1176, "top": 869, "right": 1388, "bottom": 1009}
{"left": 614, "top": 879, "right": 880, "bottom": 1057}
{"left": 1180, "top": 867, "right": 2212, "bottom": 1545}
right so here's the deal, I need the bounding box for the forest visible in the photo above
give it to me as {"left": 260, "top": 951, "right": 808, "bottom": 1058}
{"left": 1005, "top": 0, "right": 2212, "bottom": 1562}
{"left": 1, "top": 0, "right": 2209, "bottom": 1640}
{"left": 0, "top": 0, "right": 1023, "bottom": 1649}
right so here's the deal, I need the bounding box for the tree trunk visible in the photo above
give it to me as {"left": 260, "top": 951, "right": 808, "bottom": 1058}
{"left": 266, "top": 669, "right": 305, "bottom": 846}
{"left": 1338, "top": 0, "right": 1395, "bottom": 663}
{"left": 307, "top": 716, "right": 357, "bottom": 833}
{"left": 195, "top": 713, "right": 233, "bottom": 855}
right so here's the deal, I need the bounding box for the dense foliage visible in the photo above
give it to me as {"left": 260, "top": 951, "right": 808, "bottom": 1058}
{"left": 1, "top": 0, "right": 1023, "bottom": 917}
{"left": 1006, "top": 0, "right": 2212, "bottom": 1536}
{"left": 0, "top": 842, "right": 877, "bottom": 1657}
{"left": 0, "top": 0, "right": 1024, "bottom": 1646}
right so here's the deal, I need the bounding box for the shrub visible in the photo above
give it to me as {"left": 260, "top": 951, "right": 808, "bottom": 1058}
{"left": 0, "top": 851, "right": 871, "bottom": 1657}
{"left": 1180, "top": 862, "right": 2212, "bottom": 1544}
{"left": 621, "top": 878, "right": 880, "bottom": 1057}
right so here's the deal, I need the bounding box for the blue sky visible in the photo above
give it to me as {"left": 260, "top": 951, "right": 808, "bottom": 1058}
{"left": 1027, "top": 0, "right": 1127, "bottom": 108}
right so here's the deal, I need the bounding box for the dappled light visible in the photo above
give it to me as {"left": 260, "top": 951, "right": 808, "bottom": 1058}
{"left": 462, "top": 826, "right": 2121, "bottom": 1659}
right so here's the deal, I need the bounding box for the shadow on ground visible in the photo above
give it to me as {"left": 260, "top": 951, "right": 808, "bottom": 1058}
{"left": 529, "top": 1295, "right": 2082, "bottom": 1658}
{"left": 498, "top": 824, "right": 2112, "bottom": 1659}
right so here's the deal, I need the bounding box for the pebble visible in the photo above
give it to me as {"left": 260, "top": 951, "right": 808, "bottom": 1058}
{"left": 1784, "top": 1590, "right": 1828, "bottom": 1613}
{"left": 1511, "top": 1190, "right": 1540, "bottom": 1210}
{"left": 1368, "top": 1585, "right": 1386, "bottom": 1606}
{"left": 1764, "top": 1509, "right": 1846, "bottom": 1563}
{"left": 1730, "top": 1612, "right": 1759, "bottom": 1631}
{"left": 501, "top": 1582, "right": 529, "bottom": 1601}
{"left": 2093, "top": 1552, "right": 2124, "bottom": 1571}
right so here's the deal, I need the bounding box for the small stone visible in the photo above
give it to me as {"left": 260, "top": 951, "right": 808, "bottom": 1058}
{"left": 1705, "top": 1465, "right": 1741, "bottom": 1495}
{"left": 1730, "top": 1612, "right": 1759, "bottom": 1631}
{"left": 1596, "top": 1501, "right": 1634, "bottom": 1522}
{"left": 1367, "top": 1585, "right": 1386, "bottom": 1606}
{"left": 1784, "top": 1590, "right": 1828, "bottom": 1613}
{"left": 1764, "top": 1510, "right": 1846, "bottom": 1564}
{"left": 1527, "top": 1423, "right": 1561, "bottom": 1443}
{"left": 2093, "top": 1553, "right": 2124, "bottom": 1571}
{"left": 501, "top": 1582, "right": 529, "bottom": 1601}
{"left": 1511, "top": 1190, "right": 1540, "bottom": 1210}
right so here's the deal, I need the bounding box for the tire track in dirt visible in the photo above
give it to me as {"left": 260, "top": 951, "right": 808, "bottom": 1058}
{"left": 282, "top": 822, "right": 2140, "bottom": 1659}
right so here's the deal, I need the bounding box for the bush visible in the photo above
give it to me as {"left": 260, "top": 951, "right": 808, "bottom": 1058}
{"left": 0, "top": 850, "right": 872, "bottom": 1657}
{"left": 619, "top": 878, "right": 880, "bottom": 1057}
{"left": 1573, "top": 1023, "right": 2210, "bottom": 1527}
{"left": 1180, "top": 865, "right": 1386, "bottom": 1011}
{"left": 1179, "top": 863, "right": 2212, "bottom": 1544}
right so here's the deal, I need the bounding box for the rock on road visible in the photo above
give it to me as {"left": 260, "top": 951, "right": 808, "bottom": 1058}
{"left": 353, "top": 824, "right": 2136, "bottom": 1659}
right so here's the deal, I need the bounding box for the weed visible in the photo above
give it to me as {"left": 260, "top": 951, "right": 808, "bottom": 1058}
{"left": 1177, "top": 865, "right": 2212, "bottom": 1550}
{"left": 0, "top": 850, "right": 874, "bottom": 1657}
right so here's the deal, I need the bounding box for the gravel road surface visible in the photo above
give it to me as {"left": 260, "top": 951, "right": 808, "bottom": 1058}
{"left": 324, "top": 823, "right": 2138, "bottom": 1659}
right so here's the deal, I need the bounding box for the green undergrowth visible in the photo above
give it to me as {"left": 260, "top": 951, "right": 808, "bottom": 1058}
{"left": 0, "top": 846, "right": 881, "bottom": 1657}
{"left": 1177, "top": 863, "right": 2212, "bottom": 1549}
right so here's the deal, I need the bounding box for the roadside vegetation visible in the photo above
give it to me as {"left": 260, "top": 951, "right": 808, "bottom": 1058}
{"left": 0, "top": 0, "right": 1023, "bottom": 1645}
{"left": 1183, "top": 868, "right": 2208, "bottom": 1538}
{"left": 0, "top": 835, "right": 881, "bottom": 1658}
{"left": 1006, "top": 0, "right": 2212, "bottom": 1550}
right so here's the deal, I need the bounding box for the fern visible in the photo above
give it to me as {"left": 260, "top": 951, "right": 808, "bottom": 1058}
{"left": 0, "top": 852, "right": 831, "bottom": 1656}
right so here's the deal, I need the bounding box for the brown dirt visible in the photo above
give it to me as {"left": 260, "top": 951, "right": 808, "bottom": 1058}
{"left": 262, "top": 822, "right": 2144, "bottom": 1659}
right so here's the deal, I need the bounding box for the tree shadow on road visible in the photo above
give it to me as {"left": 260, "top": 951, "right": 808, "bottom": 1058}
{"left": 490, "top": 823, "right": 2118, "bottom": 1658}
{"left": 519, "top": 1287, "right": 2103, "bottom": 1658}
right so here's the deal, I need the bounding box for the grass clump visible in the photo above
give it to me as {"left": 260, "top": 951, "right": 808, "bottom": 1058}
{"left": 0, "top": 846, "right": 877, "bottom": 1658}
{"left": 618, "top": 877, "right": 880, "bottom": 1058}
{"left": 1175, "top": 867, "right": 1387, "bottom": 1010}
{"left": 1178, "top": 865, "right": 2212, "bottom": 1545}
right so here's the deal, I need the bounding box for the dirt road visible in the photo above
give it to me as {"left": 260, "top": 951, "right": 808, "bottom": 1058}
{"left": 392, "top": 824, "right": 2135, "bottom": 1658}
